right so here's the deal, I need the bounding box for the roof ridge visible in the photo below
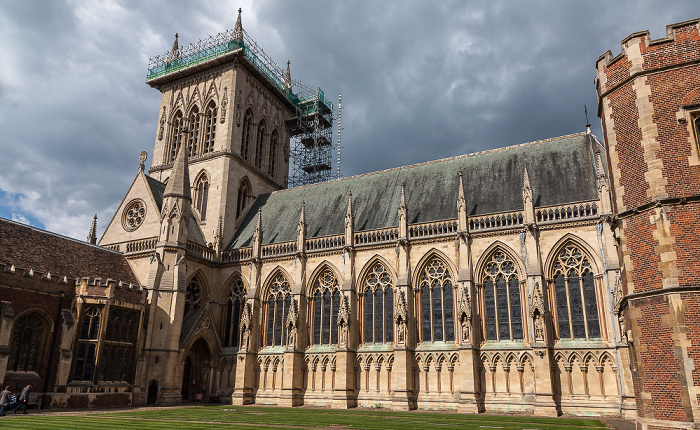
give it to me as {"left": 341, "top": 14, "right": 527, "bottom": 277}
{"left": 0, "top": 216, "right": 124, "bottom": 255}
{"left": 272, "top": 132, "right": 589, "bottom": 195}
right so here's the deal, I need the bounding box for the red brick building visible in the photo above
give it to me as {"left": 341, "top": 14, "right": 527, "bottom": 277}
{"left": 0, "top": 218, "right": 145, "bottom": 408}
{"left": 596, "top": 18, "right": 700, "bottom": 429}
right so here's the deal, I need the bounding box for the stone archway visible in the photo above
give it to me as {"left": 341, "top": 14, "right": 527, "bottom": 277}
{"left": 181, "top": 338, "right": 212, "bottom": 401}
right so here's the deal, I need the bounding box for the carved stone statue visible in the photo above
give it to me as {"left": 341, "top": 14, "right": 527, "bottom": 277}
{"left": 534, "top": 313, "right": 544, "bottom": 342}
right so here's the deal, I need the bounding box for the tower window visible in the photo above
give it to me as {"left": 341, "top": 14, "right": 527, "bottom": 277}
{"left": 418, "top": 258, "right": 454, "bottom": 343}
{"left": 203, "top": 102, "right": 217, "bottom": 154}
{"left": 167, "top": 111, "right": 184, "bottom": 162}
{"left": 552, "top": 245, "right": 601, "bottom": 340}
{"left": 236, "top": 179, "right": 250, "bottom": 218}
{"left": 241, "top": 109, "right": 253, "bottom": 161}
{"left": 268, "top": 130, "right": 278, "bottom": 178}
{"left": 255, "top": 120, "right": 266, "bottom": 170}
{"left": 194, "top": 173, "right": 209, "bottom": 221}
{"left": 481, "top": 250, "right": 523, "bottom": 341}
{"left": 187, "top": 106, "right": 200, "bottom": 158}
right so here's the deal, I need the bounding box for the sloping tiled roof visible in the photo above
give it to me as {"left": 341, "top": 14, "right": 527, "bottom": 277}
{"left": 146, "top": 176, "right": 207, "bottom": 246}
{"left": 230, "top": 133, "right": 603, "bottom": 248}
{"left": 0, "top": 217, "right": 139, "bottom": 285}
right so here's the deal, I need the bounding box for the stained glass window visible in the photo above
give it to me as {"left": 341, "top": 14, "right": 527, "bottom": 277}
{"left": 481, "top": 251, "right": 523, "bottom": 341}
{"left": 184, "top": 277, "right": 203, "bottom": 317}
{"left": 7, "top": 313, "right": 45, "bottom": 373}
{"left": 73, "top": 307, "right": 102, "bottom": 382}
{"left": 224, "top": 279, "right": 246, "bottom": 348}
{"left": 362, "top": 263, "right": 394, "bottom": 344}
{"left": 311, "top": 269, "right": 340, "bottom": 346}
{"left": 552, "top": 245, "right": 601, "bottom": 340}
{"left": 100, "top": 308, "right": 139, "bottom": 382}
{"left": 264, "top": 274, "right": 290, "bottom": 347}
{"left": 418, "top": 258, "right": 455, "bottom": 342}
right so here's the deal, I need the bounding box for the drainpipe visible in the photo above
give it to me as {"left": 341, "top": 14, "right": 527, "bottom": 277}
{"left": 42, "top": 290, "right": 64, "bottom": 409}
{"left": 596, "top": 223, "right": 624, "bottom": 416}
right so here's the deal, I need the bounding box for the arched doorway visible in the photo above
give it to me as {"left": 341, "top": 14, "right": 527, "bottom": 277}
{"left": 147, "top": 380, "right": 158, "bottom": 405}
{"left": 181, "top": 338, "right": 212, "bottom": 401}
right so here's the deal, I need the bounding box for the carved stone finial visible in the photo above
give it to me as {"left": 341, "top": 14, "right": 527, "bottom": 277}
{"left": 522, "top": 162, "right": 532, "bottom": 204}
{"left": 169, "top": 33, "right": 180, "bottom": 61}
{"left": 398, "top": 182, "right": 407, "bottom": 220}
{"left": 457, "top": 171, "right": 466, "bottom": 212}
{"left": 139, "top": 151, "right": 147, "bottom": 172}
{"left": 233, "top": 8, "right": 243, "bottom": 40}
{"left": 87, "top": 214, "right": 97, "bottom": 245}
{"left": 284, "top": 60, "right": 292, "bottom": 90}
{"left": 595, "top": 151, "right": 609, "bottom": 193}
{"left": 345, "top": 191, "right": 353, "bottom": 227}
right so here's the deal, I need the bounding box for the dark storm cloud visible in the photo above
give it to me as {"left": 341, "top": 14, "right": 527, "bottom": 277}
{"left": 0, "top": 0, "right": 697, "bottom": 239}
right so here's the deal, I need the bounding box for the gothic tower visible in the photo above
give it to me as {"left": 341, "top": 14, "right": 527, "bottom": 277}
{"left": 596, "top": 19, "right": 700, "bottom": 428}
{"left": 146, "top": 9, "right": 296, "bottom": 247}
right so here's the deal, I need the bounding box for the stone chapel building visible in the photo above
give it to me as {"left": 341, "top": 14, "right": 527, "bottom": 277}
{"left": 1, "top": 11, "right": 700, "bottom": 429}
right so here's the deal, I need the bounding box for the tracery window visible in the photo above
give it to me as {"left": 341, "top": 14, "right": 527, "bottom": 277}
{"left": 73, "top": 306, "right": 101, "bottom": 381}
{"left": 99, "top": 308, "right": 139, "bottom": 382}
{"left": 310, "top": 269, "right": 340, "bottom": 346}
{"left": 7, "top": 312, "right": 46, "bottom": 373}
{"left": 223, "top": 278, "right": 246, "bottom": 348}
{"left": 187, "top": 106, "right": 200, "bottom": 158}
{"left": 552, "top": 245, "right": 601, "bottom": 340}
{"left": 167, "top": 110, "right": 185, "bottom": 162}
{"left": 418, "top": 258, "right": 455, "bottom": 342}
{"left": 236, "top": 179, "right": 249, "bottom": 218}
{"left": 482, "top": 250, "right": 523, "bottom": 341}
{"left": 184, "top": 277, "right": 203, "bottom": 317}
{"left": 265, "top": 274, "right": 291, "bottom": 347}
{"left": 194, "top": 173, "right": 209, "bottom": 221}
{"left": 255, "top": 120, "right": 266, "bottom": 170}
{"left": 241, "top": 109, "right": 253, "bottom": 161}
{"left": 362, "top": 263, "right": 394, "bottom": 344}
{"left": 203, "top": 102, "right": 217, "bottom": 154}
{"left": 268, "top": 130, "right": 278, "bottom": 177}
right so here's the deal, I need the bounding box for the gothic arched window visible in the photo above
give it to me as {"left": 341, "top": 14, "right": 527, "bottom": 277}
{"left": 236, "top": 179, "right": 250, "bottom": 218}
{"left": 194, "top": 173, "right": 209, "bottom": 221}
{"left": 268, "top": 130, "right": 278, "bottom": 177}
{"left": 184, "top": 277, "right": 203, "bottom": 317}
{"left": 418, "top": 258, "right": 455, "bottom": 342}
{"left": 255, "top": 120, "right": 266, "bottom": 170}
{"left": 188, "top": 105, "right": 200, "bottom": 158}
{"left": 223, "top": 278, "right": 246, "bottom": 348}
{"left": 167, "top": 110, "right": 185, "bottom": 162}
{"left": 481, "top": 250, "right": 523, "bottom": 341}
{"left": 241, "top": 109, "right": 253, "bottom": 161}
{"left": 203, "top": 101, "right": 217, "bottom": 154}
{"left": 362, "top": 263, "right": 394, "bottom": 344}
{"left": 73, "top": 306, "right": 101, "bottom": 381}
{"left": 7, "top": 312, "right": 47, "bottom": 373}
{"left": 264, "top": 274, "right": 291, "bottom": 347}
{"left": 310, "top": 269, "right": 340, "bottom": 346}
{"left": 100, "top": 308, "right": 139, "bottom": 382}
{"left": 552, "top": 245, "right": 601, "bottom": 340}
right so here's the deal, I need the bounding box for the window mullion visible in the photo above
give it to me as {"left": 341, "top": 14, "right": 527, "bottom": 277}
{"left": 564, "top": 275, "right": 574, "bottom": 340}
{"left": 506, "top": 276, "right": 513, "bottom": 340}
{"left": 579, "top": 270, "right": 590, "bottom": 340}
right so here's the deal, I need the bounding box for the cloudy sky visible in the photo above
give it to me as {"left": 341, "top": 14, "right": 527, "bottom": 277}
{"left": 0, "top": 1, "right": 697, "bottom": 240}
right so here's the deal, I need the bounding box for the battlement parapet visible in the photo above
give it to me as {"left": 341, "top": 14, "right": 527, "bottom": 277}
{"left": 595, "top": 18, "right": 700, "bottom": 96}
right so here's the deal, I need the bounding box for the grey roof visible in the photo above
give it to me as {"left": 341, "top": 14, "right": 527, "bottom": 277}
{"left": 230, "top": 133, "right": 603, "bottom": 248}
{"left": 145, "top": 175, "right": 166, "bottom": 210}
{"left": 146, "top": 175, "right": 206, "bottom": 246}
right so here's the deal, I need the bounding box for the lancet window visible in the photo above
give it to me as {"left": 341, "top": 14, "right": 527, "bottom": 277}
{"left": 187, "top": 106, "right": 200, "bottom": 158}
{"left": 99, "top": 308, "right": 139, "bottom": 382}
{"left": 236, "top": 179, "right": 250, "bottom": 218}
{"left": 167, "top": 110, "right": 185, "bottom": 162}
{"left": 362, "top": 263, "right": 394, "bottom": 344}
{"left": 552, "top": 245, "right": 601, "bottom": 340}
{"left": 184, "top": 277, "right": 203, "bottom": 317}
{"left": 481, "top": 250, "right": 523, "bottom": 341}
{"left": 418, "top": 258, "right": 455, "bottom": 342}
{"left": 265, "top": 274, "right": 292, "bottom": 347}
{"left": 255, "top": 120, "right": 266, "bottom": 170}
{"left": 310, "top": 269, "right": 340, "bottom": 346}
{"left": 203, "top": 101, "right": 217, "bottom": 154}
{"left": 223, "top": 278, "right": 246, "bottom": 348}
{"left": 241, "top": 109, "right": 253, "bottom": 161}
{"left": 73, "top": 306, "right": 101, "bottom": 381}
{"left": 268, "top": 130, "right": 278, "bottom": 177}
{"left": 194, "top": 173, "right": 209, "bottom": 221}
{"left": 7, "top": 312, "right": 47, "bottom": 373}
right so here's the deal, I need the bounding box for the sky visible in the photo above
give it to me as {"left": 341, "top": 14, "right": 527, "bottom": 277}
{"left": 0, "top": 1, "right": 697, "bottom": 240}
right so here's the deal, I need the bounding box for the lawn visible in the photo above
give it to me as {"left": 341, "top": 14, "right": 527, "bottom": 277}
{"left": 0, "top": 405, "right": 609, "bottom": 430}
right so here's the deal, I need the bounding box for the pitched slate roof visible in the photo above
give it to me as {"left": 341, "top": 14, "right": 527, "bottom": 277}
{"left": 230, "top": 133, "right": 604, "bottom": 248}
{"left": 146, "top": 176, "right": 206, "bottom": 246}
{"left": 0, "top": 217, "right": 139, "bottom": 285}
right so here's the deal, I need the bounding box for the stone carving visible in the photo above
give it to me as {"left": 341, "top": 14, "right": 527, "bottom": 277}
{"left": 286, "top": 298, "right": 298, "bottom": 349}
{"left": 158, "top": 106, "right": 166, "bottom": 141}
{"left": 612, "top": 271, "right": 623, "bottom": 314}
{"left": 458, "top": 287, "right": 472, "bottom": 342}
{"left": 240, "top": 302, "right": 253, "bottom": 350}
{"left": 394, "top": 290, "right": 407, "bottom": 345}
{"left": 337, "top": 294, "right": 350, "bottom": 346}
{"left": 528, "top": 282, "right": 544, "bottom": 317}
{"left": 619, "top": 315, "right": 627, "bottom": 344}
{"left": 534, "top": 313, "right": 544, "bottom": 341}
{"left": 220, "top": 88, "right": 228, "bottom": 124}
{"left": 235, "top": 90, "right": 242, "bottom": 126}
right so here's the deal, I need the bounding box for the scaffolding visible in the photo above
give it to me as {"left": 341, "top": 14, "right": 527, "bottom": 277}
{"left": 147, "top": 26, "right": 337, "bottom": 188}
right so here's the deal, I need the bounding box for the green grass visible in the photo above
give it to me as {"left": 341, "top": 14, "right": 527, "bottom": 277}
{"left": 0, "top": 405, "right": 609, "bottom": 430}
